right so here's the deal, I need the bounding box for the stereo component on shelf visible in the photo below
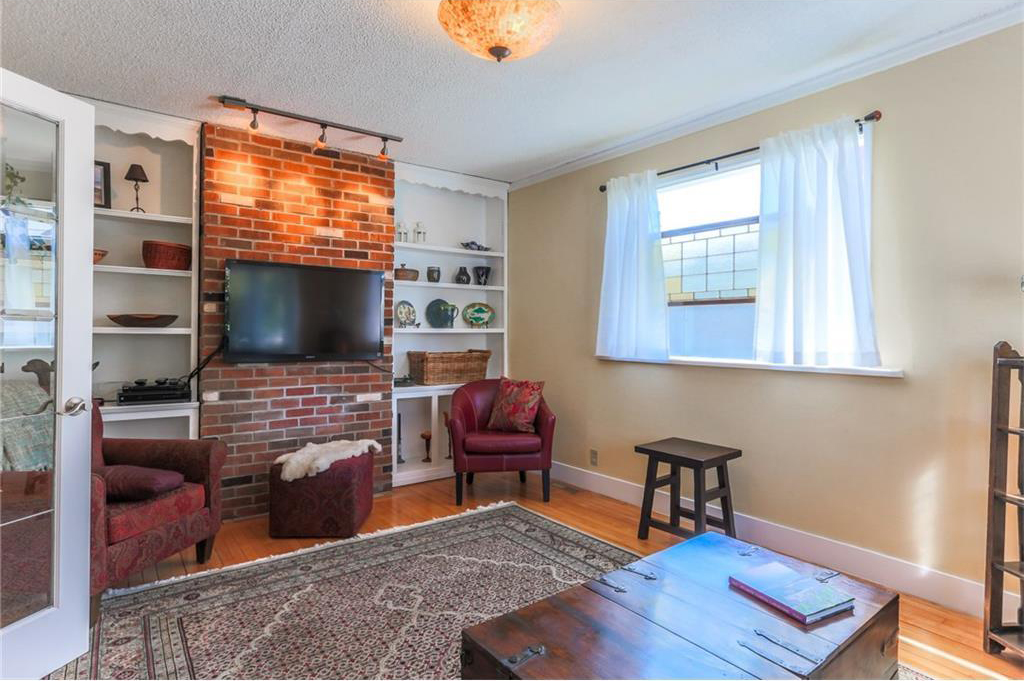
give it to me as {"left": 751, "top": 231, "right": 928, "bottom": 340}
{"left": 116, "top": 378, "right": 191, "bottom": 405}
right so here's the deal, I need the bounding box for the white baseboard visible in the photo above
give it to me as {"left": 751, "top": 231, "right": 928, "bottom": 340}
{"left": 549, "top": 461, "right": 1019, "bottom": 619}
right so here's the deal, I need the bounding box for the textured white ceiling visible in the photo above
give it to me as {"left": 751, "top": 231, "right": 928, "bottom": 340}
{"left": 1, "top": 0, "right": 1020, "bottom": 182}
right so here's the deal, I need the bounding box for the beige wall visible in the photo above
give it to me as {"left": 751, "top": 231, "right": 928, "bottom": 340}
{"left": 508, "top": 26, "right": 1023, "bottom": 585}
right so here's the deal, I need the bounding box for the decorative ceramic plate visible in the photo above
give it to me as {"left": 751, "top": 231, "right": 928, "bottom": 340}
{"left": 462, "top": 302, "right": 496, "bottom": 328}
{"left": 426, "top": 298, "right": 458, "bottom": 328}
{"left": 395, "top": 300, "right": 417, "bottom": 327}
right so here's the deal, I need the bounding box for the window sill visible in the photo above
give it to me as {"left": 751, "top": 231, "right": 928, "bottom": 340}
{"left": 595, "top": 354, "right": 904, "bottom": 378}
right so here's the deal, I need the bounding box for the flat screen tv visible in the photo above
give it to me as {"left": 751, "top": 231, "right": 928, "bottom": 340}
{"left": 224, "top": 259, "right": 384, "bottom": 362}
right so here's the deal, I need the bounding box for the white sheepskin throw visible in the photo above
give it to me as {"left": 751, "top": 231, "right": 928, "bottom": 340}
{"left": 273, "top": 439, "right": 381, "bottom": 482}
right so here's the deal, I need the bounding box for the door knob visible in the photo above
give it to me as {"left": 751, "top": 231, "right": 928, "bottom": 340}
{"left": 60, "top": 397, "right": 87, "bottom": 416}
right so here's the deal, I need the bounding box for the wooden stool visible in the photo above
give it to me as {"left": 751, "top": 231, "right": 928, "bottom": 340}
{"left": 634, "top": 437, "right": 740, "bottom": 539}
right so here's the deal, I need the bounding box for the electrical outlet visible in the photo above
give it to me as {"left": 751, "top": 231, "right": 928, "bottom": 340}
{"left": 589, "top": 449, "right": 598, "bottom": 466}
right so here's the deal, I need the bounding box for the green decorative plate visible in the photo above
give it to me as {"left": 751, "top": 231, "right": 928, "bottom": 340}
{"left": 462, "top": 302, "right": 496, "bottom": 328}
{"left": 426, "top": 298, "right": 459, "bottom": 328}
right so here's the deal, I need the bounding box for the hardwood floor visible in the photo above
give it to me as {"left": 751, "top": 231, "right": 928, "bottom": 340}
{"left": 117, "top": 473, "right": 1024, "bottom": 680}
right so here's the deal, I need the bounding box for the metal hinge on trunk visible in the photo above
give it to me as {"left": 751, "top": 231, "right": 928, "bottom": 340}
{"left": 505, "top": 644, "right": 546, "bottom": 667}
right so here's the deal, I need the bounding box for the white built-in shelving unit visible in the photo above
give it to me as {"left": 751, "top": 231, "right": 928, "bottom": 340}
{"left": 88, "top": 99, "right": 200, "bottom": 438}
{"left": 391, "top": 163, "right": 509, "bottom": 487}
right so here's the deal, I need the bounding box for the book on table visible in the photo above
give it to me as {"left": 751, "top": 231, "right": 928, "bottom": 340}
{"left": 728, "top": 561, "right": 854, "bottom": 625}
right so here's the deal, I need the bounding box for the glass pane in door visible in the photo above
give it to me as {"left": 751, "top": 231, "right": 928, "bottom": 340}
{"left": 0, "top": 103, "right": 58, "bottom": 627}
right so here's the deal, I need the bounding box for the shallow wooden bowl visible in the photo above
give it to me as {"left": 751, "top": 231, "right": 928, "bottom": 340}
{"left": 107, "top": 314, "right": 178, "bottom": 328}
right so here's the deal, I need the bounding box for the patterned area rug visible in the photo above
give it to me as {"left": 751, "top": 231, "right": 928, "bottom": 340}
{"left": 52, "top": 501, "right": 932, "bottom": 680}
{"left": 50, "top": 502, "right": 637, "bottom": 679}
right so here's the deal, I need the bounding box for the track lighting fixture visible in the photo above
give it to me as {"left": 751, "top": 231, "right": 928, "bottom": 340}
{"left": 217, "top": 96, "right": 403, "bottom": 156}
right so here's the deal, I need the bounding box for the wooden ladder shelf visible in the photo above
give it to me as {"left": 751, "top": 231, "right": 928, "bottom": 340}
{"left": 985, "top": 341, "right": 1024, "bottom": 655}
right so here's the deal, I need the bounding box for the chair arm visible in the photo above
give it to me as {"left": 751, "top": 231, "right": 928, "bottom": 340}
{"left": 90, "top": 472, "right": 107, "bottom": 595}
{"left": 535, "top": 399, "right": 556, "bottom": 467}
{"left": 448, "top": 405, "right": 469, "bottom": 471}
{"left": 102, "top": 438, "right": 227, "bottom": 529}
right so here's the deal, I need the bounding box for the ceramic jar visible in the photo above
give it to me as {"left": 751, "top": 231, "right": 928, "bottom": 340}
{"left": 473, "top": 266, "right": 491, "bottom": 286}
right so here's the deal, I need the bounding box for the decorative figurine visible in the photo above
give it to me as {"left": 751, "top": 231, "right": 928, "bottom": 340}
{"left": 421, "top": 430, "right": 432, "bottom": 463}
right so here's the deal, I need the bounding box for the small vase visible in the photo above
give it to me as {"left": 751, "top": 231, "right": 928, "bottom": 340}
{"left": 473, "top": 266, "right": 491, "bottom": 286}
{"left": 427, "top": 267, "right": 441, "bottom": 283}
{"left": 454, "top": 266, "right": 471, "bottom": 285}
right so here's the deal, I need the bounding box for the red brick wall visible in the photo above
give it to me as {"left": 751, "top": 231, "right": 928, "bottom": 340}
{"left": 199, "top": 124, "right": 394, "bottom": 520}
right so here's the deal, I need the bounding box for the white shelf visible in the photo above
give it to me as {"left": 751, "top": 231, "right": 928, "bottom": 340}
{"left": 394, "top": 280, "right": 504, "bottom": 292}
{"left": 93, "top": 326, "right": 192, "bottom": 335}
{"left": 95, "top": 207, "right": 192, "bottom": 225}
{"left": 393, "top": 466, "right": 455, "bottom": 487}
{"left": 94, "top": 265, "right": 192, "bottom": 278}
{"left": 395, "top": 383, "right": 465, "bottom": 399}
{"left": 99, "top": 401, "right": 199, "bottom": 422}
{"left": 394, "top": 328, "right": 504, "bottom": 335}
{"left": 395, "top": 242, "right": 504, "bottom": 258}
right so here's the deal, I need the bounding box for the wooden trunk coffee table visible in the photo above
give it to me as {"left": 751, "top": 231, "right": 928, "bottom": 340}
{"left": 461, "top": 532, "right": 899, "bottom": 679}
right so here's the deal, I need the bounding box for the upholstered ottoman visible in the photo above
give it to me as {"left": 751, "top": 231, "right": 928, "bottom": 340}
{"left": 268, "top": 450, "right": 373, "bottom": 538}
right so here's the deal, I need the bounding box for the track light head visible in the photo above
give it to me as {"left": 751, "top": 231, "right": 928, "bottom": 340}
{"left": 378, "top": 138, "right": 389, "bottom": 161}
{"left": 315, "top": 124, "right": 328, "bottom": 149}
{"left": 249, "top": 110, "right": 259, "bottom": 130}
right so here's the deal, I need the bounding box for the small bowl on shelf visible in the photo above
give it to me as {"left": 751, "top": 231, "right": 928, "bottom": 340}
{"left": 395, "top": 263, "right": 419, "bottom": 281}
{"left": 142, "top": 240, "right": 192, "bottom": 270}
{"left": 93, "top": 249, "right": 108, "bottom": 264}
{"left": 107, "top": 314, "right": 178, "bottom": 328}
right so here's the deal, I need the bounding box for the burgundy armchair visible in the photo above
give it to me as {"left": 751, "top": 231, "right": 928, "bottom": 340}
{"left": 448, "top": 379, "right": 555, "bottom": 505}
{"left": 90, "top": 403, "right": 226, "bottom": 612}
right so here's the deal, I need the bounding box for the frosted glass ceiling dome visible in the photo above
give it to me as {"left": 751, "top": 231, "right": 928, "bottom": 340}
{"left": 437, "top": 0, "right": 563, "bottom": 63}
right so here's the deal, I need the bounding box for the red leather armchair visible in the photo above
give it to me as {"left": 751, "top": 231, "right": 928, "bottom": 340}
{"left": 448, "top": 379, "right": 555, "bottom": 505}
{"left": 90, "top": 404, "right": 226, "bottom": 610}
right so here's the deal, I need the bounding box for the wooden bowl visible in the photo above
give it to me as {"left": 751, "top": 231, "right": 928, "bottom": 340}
{"left": 107, "top": 314, "right": 178, "bottom": 328}
{"left": 93, "top": 249, "right": 108, "bottom": 264}
{"left": 395, "top": 263, "right": 419, "bottom": 281}
{"left": 142, "top": 240, "right": 192, "bottom": 270}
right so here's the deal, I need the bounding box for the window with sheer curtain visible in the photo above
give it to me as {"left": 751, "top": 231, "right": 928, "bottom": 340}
{"left": 657, "top": 160, "right": 760, "bottom": 360}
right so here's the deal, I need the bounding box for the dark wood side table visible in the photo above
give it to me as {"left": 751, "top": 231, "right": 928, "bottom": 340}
{"left": 635, "top": 437, "right": 741, "bottom": 539}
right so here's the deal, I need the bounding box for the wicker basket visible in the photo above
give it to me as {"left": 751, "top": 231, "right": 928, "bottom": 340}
{"left": 142, "top": 240, "right": 192, "bottom": 270}
{"left": 407, "top": 349, "right": 491, "bottom": 386}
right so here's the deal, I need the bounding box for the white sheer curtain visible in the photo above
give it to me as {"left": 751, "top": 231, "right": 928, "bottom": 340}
{"left": 596, "top": 170, "right": 669, "bottom": 360}
{"left": 754, "top": 117, "right": 880, "bottom": 367}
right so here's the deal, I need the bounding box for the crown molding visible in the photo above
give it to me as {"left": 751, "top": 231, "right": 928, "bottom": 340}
{"left": 510, "top": 5, "right": 1024, "bottom": 191}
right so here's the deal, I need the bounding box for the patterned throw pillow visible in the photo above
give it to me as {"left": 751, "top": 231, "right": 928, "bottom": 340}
{"left": 487, "top": 377, "right": 545, "bottom": 433}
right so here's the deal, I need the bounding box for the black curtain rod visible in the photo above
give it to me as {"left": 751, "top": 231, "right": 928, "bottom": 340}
{"left": 598, "top": 110, "right": 881, "bottom": 192}
{"left": 218, "top": 95, "right": 404, "bottom": 143}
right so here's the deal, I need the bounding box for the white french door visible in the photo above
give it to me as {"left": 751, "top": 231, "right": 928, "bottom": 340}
{"left": 0, "top": 69, "right": 94, "bottom": 678}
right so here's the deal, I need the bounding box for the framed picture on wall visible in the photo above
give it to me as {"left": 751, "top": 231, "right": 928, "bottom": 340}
{"left": 93, "top": 161, "right": 111, "bottom": 208}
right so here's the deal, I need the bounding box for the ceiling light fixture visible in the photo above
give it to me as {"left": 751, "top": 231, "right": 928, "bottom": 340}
{"left": 217, "top": 96, "right": 403, "bottom": 157}
{"left": 437, "top": 0, "right": 562, "bottom": 63}
{"left": 378, "top": 138, "right": 389, "bottom": 161}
